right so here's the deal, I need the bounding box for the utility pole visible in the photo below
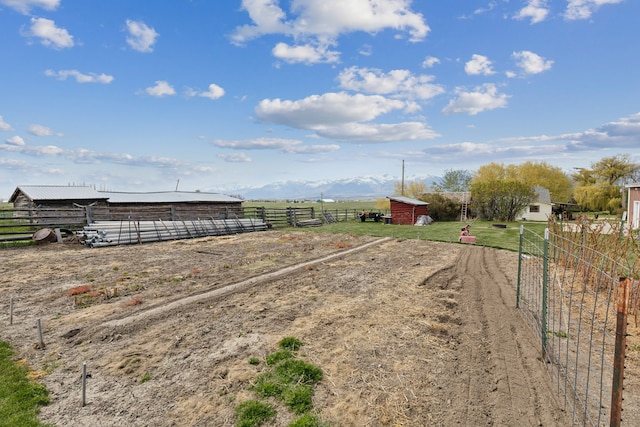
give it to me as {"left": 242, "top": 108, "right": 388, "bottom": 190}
{"left": 401, "top": 160, "right": 405, "bottom": 196}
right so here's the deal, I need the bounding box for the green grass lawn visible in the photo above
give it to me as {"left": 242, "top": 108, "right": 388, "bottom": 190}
{"left": 300, "top": 219, "right": 548, "bottom": 252}
{"left": 0, "top": 342, "right": 52, "bottom": 427}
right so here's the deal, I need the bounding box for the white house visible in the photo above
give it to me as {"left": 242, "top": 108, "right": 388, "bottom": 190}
{"left": 519, "top": 186, "right": 553, "bottom": 221}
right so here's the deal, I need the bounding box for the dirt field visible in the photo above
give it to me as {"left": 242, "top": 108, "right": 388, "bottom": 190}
{"left": 1, "top": 230, "right": 574, "bottom": 426}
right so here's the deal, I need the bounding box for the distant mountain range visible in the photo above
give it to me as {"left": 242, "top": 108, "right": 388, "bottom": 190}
{"left": 213, "top": 174, "right": 440, "bottom": 200}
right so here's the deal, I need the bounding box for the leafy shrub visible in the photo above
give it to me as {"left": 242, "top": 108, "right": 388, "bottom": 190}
{"left": 421, "top": 193, "right": 460, "bottom": 221}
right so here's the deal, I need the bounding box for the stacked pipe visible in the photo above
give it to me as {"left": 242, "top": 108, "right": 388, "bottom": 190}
{"left": 78, "top": 218, "right": 268, "bottom": 248}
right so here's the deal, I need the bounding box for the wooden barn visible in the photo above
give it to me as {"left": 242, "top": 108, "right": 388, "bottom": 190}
{"left": 8, "top": 185, "right": 243, "bottom": 223}
{"left": 9, "top": 185, "right": 108, "bottom": 210}
{"left": 387, "top": 196, "right": 429, "bottom": 225}
{"left": 96, "top": 191, "right": 243, "bottom": 221}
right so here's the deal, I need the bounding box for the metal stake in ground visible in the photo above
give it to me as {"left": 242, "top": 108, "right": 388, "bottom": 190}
{"left": 81, "top": 362, "right": 87, "bottom": 407}
{"left": 36, "top": 318, "right": 45, "bottom": 349}
{"left": 9, "top": 297, "right": 13, "bottom": 325}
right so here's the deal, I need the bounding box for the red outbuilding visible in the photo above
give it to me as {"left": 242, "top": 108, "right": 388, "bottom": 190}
{"left": 388, "top": 196, "right": 429, "bottom": 225}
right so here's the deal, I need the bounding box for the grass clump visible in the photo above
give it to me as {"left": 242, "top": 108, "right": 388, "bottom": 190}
{"left": 279, "top": 336, "right": 303, "bottom": 351}
{"left": 251, "top": 372, "right": 284, "bottom": 398}
{"left": 0, "top": 342, "right": 52, "bottom": 427}
{"left": 275, "top": 359, "right": 323, "bottom": 385}
{"left": 288, "top": 413, "right": 330, "bottom": 427}
{"left": 239, "top": 337, "right": 328, "bottom": 426}
{"left": 265, "top": 349, "right": 293, "bottom": 366}
{"left": 282, "top": 384, "right": 315, "bottom": 414}
{"left": 235, "top": 400, "right": 276, "bottom": 427}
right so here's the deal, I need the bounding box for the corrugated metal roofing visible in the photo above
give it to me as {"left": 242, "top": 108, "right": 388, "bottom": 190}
{"left": 9, "top": 186, "right": 242, "bottom": 204}
{"left": 10, "top": 185, "right": 106, "bottom": 202}
{"left": 99, "top": 191, "right": 242, "bottom": 204}
{"left": 387, "top": 196, "right": 429, "bottom": 206}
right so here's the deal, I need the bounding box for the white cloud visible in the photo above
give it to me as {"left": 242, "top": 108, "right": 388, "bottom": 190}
{"left": 464, "top": 54, "right": 495, "bottom": 76}
{"left": 231, "top": 0, "right": 429, "bottom": 63}
{"left": 255, "top": 92, "right": 405, "bottom": 128}
{"left": 145, "top": 81, "right": 176, "bottom": 97}
{"left": 213, "top": 137, "right": 340, "bottom": 154}
{"left": 194, "top": 83, "right": 225, "bottom": 100}
{"left": 0, "top": 116, "right": 12, "bottom": 131}
{"left": 44, "top": 69, "right": 114, "bottom": 84}
{"left": 25, "top": 17, "right": 74, "bottom": 49}
{"left": 498, "top": 112, "right": 640, "bottom": 151}
{"left": 286, "top": 143, "right": 340, "bottom": 154}
{"left": 512, "top": 51, "right": 553, "bottom": 74}
{"left": 337, "top": 66, "right": 444, "bottom": 100}
{"left": 514, "top": 0, "right": 549, "bottom": 24}
{"left": 472, "top": 1, "right": 498, "bottom": 16}
{"left": 255, "top": 92, "right": 438, "bottom": 142}
{"left": 315, "top": 121, "right": 439, "bottom": 142}
{"left": 214, "top": 137, "right": 303, "bottom": 150}
{"left": 0, "top": 0, "right": 59, "bottom": 14}
{"left": 125, "top": 19, "right": 158, "bottom": 53}
{"left": 358, "top": 44, "right": 373, "bottom": 56}
{"left": 442, "top": 83, "right": 509, "bottom": 115}
{"left": 218, "top": 153, "right": 253, "bottom": 162}
{"left": 422, "top": 56, "right": 440, "bottom": 68}
{"left": 565, "top": 0, "right": 623, "bottom": 20}
{"left": 28, "top": 124, "right": 62, "bottom": 136}
{"left": 5, "top": 135, "right": 25, "bottom": 146}
{"left": 272, "top": 42, "right": 340, "bottom": 64}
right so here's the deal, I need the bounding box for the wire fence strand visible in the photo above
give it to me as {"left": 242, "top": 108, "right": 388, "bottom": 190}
{"left": 517, "top": 220, "right": 638, "bottom": 426}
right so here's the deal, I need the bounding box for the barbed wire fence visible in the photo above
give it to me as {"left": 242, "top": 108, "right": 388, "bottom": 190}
{"left": 517, "top": 216, "right": 640, "bottom": 426}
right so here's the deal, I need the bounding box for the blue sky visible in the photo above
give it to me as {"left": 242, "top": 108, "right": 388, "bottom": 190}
{"left": 1, "top": 0, "right": 639, "bottom": 199}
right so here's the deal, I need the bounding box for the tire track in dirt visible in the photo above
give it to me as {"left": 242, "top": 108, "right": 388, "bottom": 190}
{"left": 438, "top": 245, "right": 568, "bottom": 426}
{"left": 95, "top": 237, "right": 392, "bottom": 332}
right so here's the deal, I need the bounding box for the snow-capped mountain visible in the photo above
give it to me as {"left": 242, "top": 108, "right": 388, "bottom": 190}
{"left": 211, "top": 174, "right": 440, "bottom": 200}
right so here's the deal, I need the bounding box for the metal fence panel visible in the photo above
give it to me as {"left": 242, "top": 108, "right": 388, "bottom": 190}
{"left": 517, "top": 225, "right": 634, "bottom": 426}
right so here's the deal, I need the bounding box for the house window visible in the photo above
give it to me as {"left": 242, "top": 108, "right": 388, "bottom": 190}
{"left": 529, "top": 205, "right": 540, "bottom": 213}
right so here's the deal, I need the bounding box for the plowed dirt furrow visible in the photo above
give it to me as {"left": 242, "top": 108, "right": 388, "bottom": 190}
{"left": 438, "top": 245, "right": 568, "bottom": 426}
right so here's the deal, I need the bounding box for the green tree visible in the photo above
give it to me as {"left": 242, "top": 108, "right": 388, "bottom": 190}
{"left": 472, "top": 162, "right": 509, "bottom": 184}
{"left": 432, "top": 169, "right": 472, "bottom": 193}
{"left": 471, "top": 180, "right": 536, "bottom": 221}
{"left": 473, "top": 161, "right": 573, "bottom": 203}
{"left": 572, "top": 154, "right": 638, "bottom": 212}
{"left": 515, "top": 161, "right": 573, "bottom": 203}
{"left": 394, "top": 181, "right": 427, "bottom": 199}
{"left": 421, "top": 193, "right": 460, "bottom": 221}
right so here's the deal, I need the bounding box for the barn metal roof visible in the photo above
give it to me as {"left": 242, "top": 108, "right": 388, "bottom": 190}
{"left": 9, "top": 186, "right": 242, "bottom": 204}
{"left": 9, "top": 185, "right": 107, "bottom": 202}
{"left": 388, "top": 196, "right": 429, "bottom": 206}
{"left": 98, "top": 191, "right": 242, "bottom": 204}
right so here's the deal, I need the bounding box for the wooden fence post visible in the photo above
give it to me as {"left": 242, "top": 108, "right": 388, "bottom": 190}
{"left": 610, "top": 277, "right": 630, "bottom": 427}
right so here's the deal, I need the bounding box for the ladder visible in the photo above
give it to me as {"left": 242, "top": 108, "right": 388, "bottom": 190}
{"left": 461, "top": 192, "right": 469, "bottom": 222}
